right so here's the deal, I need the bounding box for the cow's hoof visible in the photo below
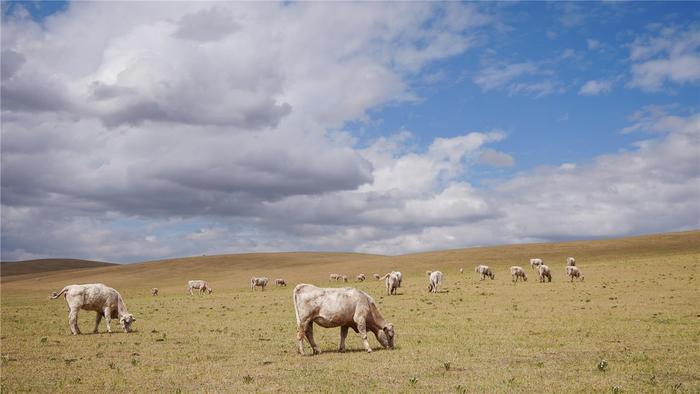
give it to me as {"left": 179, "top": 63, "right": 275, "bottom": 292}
{"left": 338, "top": 348, "right": 346, "bottom": 353}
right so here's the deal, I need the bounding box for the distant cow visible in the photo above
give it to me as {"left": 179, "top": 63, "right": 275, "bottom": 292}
{"left": 566, "top": 266, "right": 584, "bottom": 281}
{"left": 251, "top": 277, "right": 270, "bottom": 291}
{"left": 188, "top": 280, "right": 213, "bottom": 295}
{"left": 373, "top": 273, "right": 381, "bottom": 280}
{"left": 381, "top": 272, "right": 402, "bottom": 295}
{"left": 567, "top": 257, "right": 576, "bottom": 267}
{"left": 329, "top": 274, "right": 341, "bottom": 281}
{"left": 340, "top": 275, "right": 348, "bottom": 283}
{"left": 475, "top": 265, "right": 495, "bottom": 280}
{"left": 151, "top": 288, "right": 159, "bottom": 296}
{"left": 427, "top": 271, "right": 443, "bottom": 293}
{"left": 537, "top": 265, "right": 552, "bottom": 283}
{"left": 50, "top": 283, "right": 135, "bottom": 335}
{"left": 356, "top": 273, "right": 366, "bottom": 282}
{"left": 293, "top": 284, "right": 395, "bottom": 354}
{"left": 275, "top": 278, "right": 287, "bottom": 287}
{"left": 459, "top": 268, "right": 464, "bottom": 274}
{"left": 530, "top": 258, "right": 543, "bottom": 270}
{"left": 510, "top": 266, "right": 527, "bottom": 282}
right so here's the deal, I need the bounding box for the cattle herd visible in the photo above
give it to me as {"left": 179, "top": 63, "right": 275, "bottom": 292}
{"left": 49, "top": 256, "right": 583, "bottom": 354}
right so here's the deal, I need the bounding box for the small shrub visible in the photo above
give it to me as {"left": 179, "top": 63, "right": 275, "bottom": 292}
{"left": 597, "top": 359, "right": 608, "bottom": 372}
{"left": 612, "top": 385, "right": 621, "bottom": 393}
{"left": 40, "top": 336, "right": 48, "bottom": 343}
{"left": 409, "top": 377, "right": 418, "bottom": 385}
{"left": 455, "top": 384, "right": 467, "bottom": 394}
{"left": 443, "top": 361, "right": 451, "bottom": 371}
{"left": 243, "top": 375, "right": 254, "bottom": 384}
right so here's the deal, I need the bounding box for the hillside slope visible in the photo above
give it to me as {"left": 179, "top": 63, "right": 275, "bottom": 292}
{"left": 0, "top": 258, "right": 115, "bottom": 277}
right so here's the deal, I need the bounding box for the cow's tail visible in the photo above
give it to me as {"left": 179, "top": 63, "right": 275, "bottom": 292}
{"left": 292, "top": 284, "right": 308, "bottom": 344}
{"left": 49, "top": 286, "right": 69, "bottom": 299}
{"left": 379, "top": 273, "right": 389, "bottom": 280}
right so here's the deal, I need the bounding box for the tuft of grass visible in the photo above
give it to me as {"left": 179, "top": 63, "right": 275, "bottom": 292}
{"left": 597, "top": 360, "right": 609, "bottom": 372}
{"left": 242, "top": 375, "right": 254, "bottom": 384}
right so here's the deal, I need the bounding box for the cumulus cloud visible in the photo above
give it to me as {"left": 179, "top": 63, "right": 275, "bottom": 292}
{"left": 579, "top": 79, "right": 613, "bottom": 95}
{"left": 629, "top": 25, "right": 700, "bottom": 91}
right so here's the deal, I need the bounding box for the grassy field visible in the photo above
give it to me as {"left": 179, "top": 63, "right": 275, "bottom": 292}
{"left": 1, "top": 231, "right": 699, "bottom": 392}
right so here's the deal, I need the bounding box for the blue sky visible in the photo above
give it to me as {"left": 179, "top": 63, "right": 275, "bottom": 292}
{"left": 1, "top": 2, "right": 698, "bottom": 262}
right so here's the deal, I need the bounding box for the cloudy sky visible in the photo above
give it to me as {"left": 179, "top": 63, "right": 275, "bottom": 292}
{"left": 1, "top": 2, "right": 698, "bottom": 263}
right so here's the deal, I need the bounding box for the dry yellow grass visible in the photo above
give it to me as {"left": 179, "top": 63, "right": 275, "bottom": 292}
{"left": 1, "top": 230, "right": 699, "bottom": 392}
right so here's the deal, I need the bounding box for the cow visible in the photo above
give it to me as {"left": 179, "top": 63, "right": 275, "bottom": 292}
{"left": 537, "top": 265, "right": 552, "bottom": 283}
{"left": 475, "top": 265, "right": 495, "bottom": 280}
{"left": 293, "top": 284, "right": 395, "bottom": 355}
{"left": 275, "top": 278, "right": 287, "bottom": 287}
{"left": 427, "top": 271, "right": 443, "bottom": 293}
{"left": 151, "top": 288, "right": 159, "bottom": 296}
{"left": 329, "top": 274, "right": 341, "bottom": 281}
{"left": 459, "top": 268, "right": 464, "bottom": 274}
{"left": 530, "top": 258, "right": 543, "bottom": 270}
{"left": 373, "top": 274, "right": 381, "bottom": 280}
{"left": 340, "top": 275, "right": 348, "bottom": 283}
{"left": 510, "top": 266, "right": 527, "bottom": 282}
{"left": 187, "top": 280, "right": 213, "bottom": 295}
{"left": 49, "top": 283, "right": 135, "bottom": 335}
{"left": 567, "top": 257, "right": 576, "bottom": 267}
{"left": 566, "top": 266, "right": 584, "bottom": 282}
{"left": 356, "top": 274, "right": 366, "bottom": 282}
{"left": 251, "top": 277, "right": 270, "bottom": 291}
{"left": 380, "top": 272, "right": 402, "bottom": 295}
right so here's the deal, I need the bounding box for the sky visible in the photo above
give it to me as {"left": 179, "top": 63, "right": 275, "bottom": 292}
{"left": 1, "top": 1, "right": 699, "bottom": 263}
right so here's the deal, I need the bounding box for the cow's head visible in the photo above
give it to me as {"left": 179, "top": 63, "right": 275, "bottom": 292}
{"left": 378, "top": 323, "right": 395, "bottom": 349}
{"left": 523, "top": 275, "right": 527, "bottom": 282}
{"left": 120, "top": 314, "right": 136, "bottom": 333}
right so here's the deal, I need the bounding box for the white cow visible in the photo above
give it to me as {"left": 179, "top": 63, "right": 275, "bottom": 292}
{"left": 251, "top": 277, "right": 270, "bottom": 291}
{"left": 340, "top": 275, "right": 348, "bottom": 283}
{"left": 510, "top": 266, "right": 527, "bottom": 282}
{"left": 537, "top": 265, "right": 552, "bottom": 283}
{"left": 188, "top": 280, "right": 213, "bottom": 295}
{"left": 566, "top": 266, "right": 584, "bottom": 281}
{"left": 275, "top": 278, "right": 287, "bottom": 287}
{"left": 530, "top": 258, "right": 543, "bottom": 270}
{"left": 459, "top": 268, "right": 464, "bottom": 274}
{"left": 475, "top": 265, "right": 495, "bottom": 280}
{"left": 373, "top": 273, "right": 381, "bottom": 280}
{"left": 427, "top": 271, "right": 443, "bottom": 293}
{"left": 567, "top": 257, "right": 576, "bottom": 267}
{"left": 293, "top": 284, "right": 395, "bottom": 354}
{"left": 329, "top": 273, "right": 341, "bottom": 281}
{"left": 356, "top": 273, "right": 366, "bottom": 282}
{"left": 380, "top": 272, "right": 402, "bottom": 295}
{"left": 50, "top": 284, "right": 135, "bottom": 335}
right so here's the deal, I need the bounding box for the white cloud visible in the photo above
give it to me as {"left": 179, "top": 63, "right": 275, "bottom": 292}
{"left": 587, "top": 39, "right": 600, "bottom": 50}
{"left": 579, "top": 79, "right": 613, "bottom": 95}
{"left": 478, "top": 149, "right": 515, "bottom": 167}
{"left": 629, "top": 26, "right": 700, "bottom": 91}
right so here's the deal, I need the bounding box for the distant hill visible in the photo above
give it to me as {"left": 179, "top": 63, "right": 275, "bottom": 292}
{"left": 0, "top": 258, "right": 116, "bottom": 277}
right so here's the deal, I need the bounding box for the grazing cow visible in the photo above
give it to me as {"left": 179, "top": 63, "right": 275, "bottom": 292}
{"left": 459, "top": 268, "right": 464, "bottom": 274}
{"left": 293, "top": 284, "right": 395, "bottom": 354}
{"left": 329, "top": 273, "right": 341, "bottom": 281}
{"left": 567, "top": 257, "right": 576, "bottom": 267}
{"left": 475, "top": 265, "right": 495, "bottom": 280}
{"left": 373, "top": 273, "right": 381, "bottom": 280}
{"left": 275, "top": 278, "right": 287, "bottom": 287}
{"left": 510, "top": 266, "right": 527, "bottom": 282}
{"left": 340, "top": 275, "right": 348, "bottom": 283}
{"left": 566, "top": 266, "right": 584, "bottom": 282}
{"left": 427, "top": 271, "right": 443, "bottom": 293}
{"left": 251, "top": 277, "right": 270, "bottom": 291}
{"left": 356, "top": 274, "right": 366, "bottom": 282}
{"left": 151, "top": 288, "right": 159, "bottom": 296}
{"left": 537, "top": 265, "right": 552, "bottom": 283}
{"left": 530, "top": 258, "right": 543, "bottom": 270}
{"left": 187, "top": 280, "right": 213, "bottom": 295}
{"left": 50, "top": 283, "right": 135, "bottom": 335}
{"left": 380, "top": 272, "right": 401, "bottom": 295}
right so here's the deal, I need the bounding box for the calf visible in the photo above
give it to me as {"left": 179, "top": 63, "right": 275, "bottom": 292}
{"left": 293, "top": 284, "right": 395, "bottom": 354}
{"left": 427, "top": 271, "right": 443, "bottom": 293}
{"left": 566, "top": 266, "right": 584, "bottom": 282}
{"left": 510, "top": 266, "right": 527, "bottom": 282}
{"left": 275, "top": 278, "right": 287, "bottom": 287}
{"left": 475, "top": 265, "right": 495, "bottom": 280}
{"left": 251, "top": 277, "right": 270, "bottom": 291}
{"left": 50, "top": 284, "right": 135, "bottom": 335}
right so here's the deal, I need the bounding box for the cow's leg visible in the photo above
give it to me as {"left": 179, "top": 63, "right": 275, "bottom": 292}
{"left": 103, "top": 308, "right": 112, "bottom": 333}
{"left": 304, "top": 323, "right": 321, "bottom": 355}
{"left": 296, "top": 321, "right": 307, "bottom": 355}
{"left": 355, "top": 318, "right": 372, "bottom": 353}
{"left": 69, "top": 308, "right": 80, "bottom": 335}
{"left": 339, "top": 326, "right": 349, "bottom": 352}
{"left": 94, "top": 312, "right": 102, "bottom": 333}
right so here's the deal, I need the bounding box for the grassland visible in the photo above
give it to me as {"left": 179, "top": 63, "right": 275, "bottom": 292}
{"left": 1, "top": 259, "right": 115, "bottom": 277}
{"left": 1, "top": 231, "right": 699, "bottom": 392}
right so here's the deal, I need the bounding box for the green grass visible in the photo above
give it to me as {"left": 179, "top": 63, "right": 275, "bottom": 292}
{"left": 1, "top": 231, "right": 699, "bottom": 392}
